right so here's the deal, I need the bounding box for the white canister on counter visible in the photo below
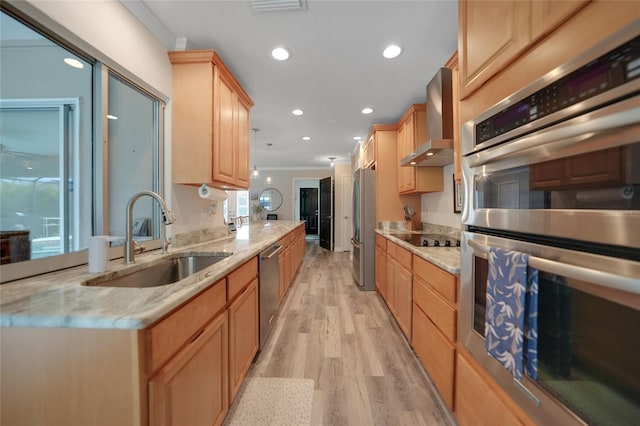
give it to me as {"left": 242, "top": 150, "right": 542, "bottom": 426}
{"left": 88, "top": 235, "right": 109, "bottom": 273}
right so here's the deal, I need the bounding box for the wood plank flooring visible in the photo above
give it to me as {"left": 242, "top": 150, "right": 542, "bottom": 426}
{"left": 225, "top": 240, "right": 456, "bottom": 425}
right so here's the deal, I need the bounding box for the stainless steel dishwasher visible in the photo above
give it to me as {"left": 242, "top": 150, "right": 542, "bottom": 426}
{"left": 259, "top": 243, "right": 282, "bottom": 349}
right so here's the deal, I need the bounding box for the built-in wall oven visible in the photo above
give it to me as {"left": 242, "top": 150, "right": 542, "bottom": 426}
{"left": 461, "top": 22, "right": 640, "bottom": 426}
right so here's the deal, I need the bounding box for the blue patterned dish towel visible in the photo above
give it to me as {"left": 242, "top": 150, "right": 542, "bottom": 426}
{"left": 485, "top": 247, "right": 539, "bottom": 380}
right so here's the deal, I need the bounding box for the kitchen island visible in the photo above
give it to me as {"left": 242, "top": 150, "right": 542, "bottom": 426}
{"left": 0, "top": 220, "right": 305, "bottom": 426}
{"left": 0, "top": 221, "right": 304, "bottom": 329}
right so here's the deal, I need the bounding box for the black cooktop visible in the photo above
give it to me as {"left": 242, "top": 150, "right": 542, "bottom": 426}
{"left": 394, "top": 233, "right": 460, "bottom": 248}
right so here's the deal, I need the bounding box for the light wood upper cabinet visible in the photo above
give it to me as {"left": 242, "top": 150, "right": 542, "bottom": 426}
{"left": 362, "top": 135, "right": 376, "bottom": 169}
{"left": 531, "top": 0, "right": 589, "bottom": 42}
{"left": 169, "top": 50, "right": 253, "bottom": 190}
{"left": 149, "top": 311, "right": 228, "bottom": 426}
{"left": 397, "top": 104, "right": 444, "bottom": 194}
{"left": 459, "top": 0, "right": 531, "bottom": 99}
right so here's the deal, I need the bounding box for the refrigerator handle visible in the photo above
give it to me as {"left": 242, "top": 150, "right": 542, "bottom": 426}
{"left": 350, "top": 238, "right": 361, "bottom": 248}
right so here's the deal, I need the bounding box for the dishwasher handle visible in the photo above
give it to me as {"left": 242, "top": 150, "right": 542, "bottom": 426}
{"left": 260, "top": 244, "right": 282, "bottom": 260}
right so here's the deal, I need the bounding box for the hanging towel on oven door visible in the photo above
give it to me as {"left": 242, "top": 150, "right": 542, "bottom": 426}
{"left": 485, "top": 247, "right": 539, "bottom": 380}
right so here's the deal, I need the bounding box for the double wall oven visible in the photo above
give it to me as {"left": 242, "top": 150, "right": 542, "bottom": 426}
{"left": 461, "top": 23, "right": 640, "bottom": 425}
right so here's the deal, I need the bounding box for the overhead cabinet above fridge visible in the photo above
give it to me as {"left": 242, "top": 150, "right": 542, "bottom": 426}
{"left": 169, "top": 50, "right": 254, "bottom": 190}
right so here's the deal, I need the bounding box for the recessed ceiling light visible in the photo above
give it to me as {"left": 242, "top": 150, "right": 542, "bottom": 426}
{"left": 302, "top": 136, "right": 311, "bottom": 141}
{"left": 107, "top": 114, "right": 118, "bottom": 120}
{"left": 64, "top": 58, "right": 84, "bottom": 69}
{"left": 353, "top": 136, "right": 362, "bottom": 141}
{"left": 383, "top": 44, "right": 402, "bottom": 59}
{"left": 362, "top": 107, "right": 373, "bottom": 114}
{"left": 271, "top": 47, "right": 290, "bottom": 61}
{"left": 292, "top": 109, "right": 304, "bottom": 116}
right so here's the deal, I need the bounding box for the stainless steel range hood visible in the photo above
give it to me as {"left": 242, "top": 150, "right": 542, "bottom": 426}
{"left": 401, "top": 67, "right": 453, "bottom": 167}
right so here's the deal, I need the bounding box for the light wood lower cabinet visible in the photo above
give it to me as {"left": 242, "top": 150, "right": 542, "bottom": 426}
{"left": 395, "top": 263, "right": 412, "bottom": 339}
{"left": 375, "top": 236, "right": 387, "bottom": 299}
{"left": 278, "top": 226, "right": 306, "bottom": 303}
{"left": 149, "top": 311, "right": 228, "bottom": 426}
{"left": 228, "top": 278, "right": 259, "bottom": 402}
{"left": 412, "top": 303, "right": 455, "bottom": 409}
{"left": 411, "top": 255, "right": 458, "bottom": 411}
{"left": 455, "top": 351, "right": 525, "bottom": 426}
{"left": 381, "top": 241, "right": 412, "bottom": 340}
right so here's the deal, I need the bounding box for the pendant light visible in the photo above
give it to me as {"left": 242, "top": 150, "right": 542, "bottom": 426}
{"left": 251, "top": 128, "right": 260, "bottom": 179}
{"left": 329, "top": 156, "right": 336, "bottom": 167}
{"left": 265, "top": 142, "right": 273, "bottom": 184}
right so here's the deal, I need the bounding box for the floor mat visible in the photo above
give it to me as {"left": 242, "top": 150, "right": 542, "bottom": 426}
{"left": 225, "top": 377, "right": 314, "bottom": 426}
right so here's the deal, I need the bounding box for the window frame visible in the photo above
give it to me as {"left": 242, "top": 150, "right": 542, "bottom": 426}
{"left": 0, "top": 4, "right": 168, "bottom": 283}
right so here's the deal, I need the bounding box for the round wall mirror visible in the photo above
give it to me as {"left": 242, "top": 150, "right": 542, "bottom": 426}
{"left": 259, "top": 188, "right": 283, "bottom": 212}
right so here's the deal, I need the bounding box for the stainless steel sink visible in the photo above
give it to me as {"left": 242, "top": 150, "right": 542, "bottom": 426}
{"left": 83, "top": 252, "right": 232, "bottom": 288}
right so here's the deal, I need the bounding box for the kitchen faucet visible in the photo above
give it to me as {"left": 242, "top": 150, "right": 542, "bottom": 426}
{"left": 124, "top": 190, "right": 176, "bottom": 264}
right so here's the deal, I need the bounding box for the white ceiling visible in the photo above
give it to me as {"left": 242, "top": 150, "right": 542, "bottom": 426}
{"left": 123, "top": 0, "right": 459, "bottom": 169}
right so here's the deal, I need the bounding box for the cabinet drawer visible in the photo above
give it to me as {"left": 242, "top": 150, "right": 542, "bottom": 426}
{"left": 228, "top": 257, "right": 258, "bottom": 301}
{"left": 375, "top": 234, "right": 387, "bottom": 252}
{"left": 413, "top": 255, "right": 457, "bottom": 303}
{"left": 148, "top": 279, "right": 226, "bottom": 373}
{"left": 413, "top": 276, "right": 456, "bottom": 342}
{"left": 396, "top": 246, "right": 412, "bottom": 270}
{"left": 412, "top": 304, "right": 455, "bottom": 410}
{"left": 279, "top": 234, "right": 291, "bottom": 247}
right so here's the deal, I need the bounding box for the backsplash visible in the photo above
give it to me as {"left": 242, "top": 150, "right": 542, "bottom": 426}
{"left": 173, "top": 225, "right": 231, "bottom": 248}
{"left": 420, "top": 164, "right": 462, "bottom": 229}
{"left": 421, "top": 223, "right": 460, "bottom": 239}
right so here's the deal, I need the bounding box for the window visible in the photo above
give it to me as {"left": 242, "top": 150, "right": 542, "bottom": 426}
{"left": 236, "top": 191, "right": 249, "bottom": 217}
{"left": 0, "top": 8, "right": 164, "bottom": 282}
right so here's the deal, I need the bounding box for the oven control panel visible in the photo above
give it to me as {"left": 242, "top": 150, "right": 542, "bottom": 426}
{"left": 476, "top": 35, "right": 640, "bottom": 145}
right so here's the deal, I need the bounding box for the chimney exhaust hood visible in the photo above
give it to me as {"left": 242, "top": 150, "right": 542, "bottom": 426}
{"left": 401, "top": 67, "right": 453, "bottom": 167}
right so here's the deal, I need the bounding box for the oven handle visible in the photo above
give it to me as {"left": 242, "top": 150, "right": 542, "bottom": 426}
{"left": 468, "top": 239, "right": 640, "bottom": 295}
{"left": 467, "top": 97, "right": 640, "bottom": 168}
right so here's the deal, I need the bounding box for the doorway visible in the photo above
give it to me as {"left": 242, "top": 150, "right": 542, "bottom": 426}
{"left": 300, "top": 188, "right": 318, "bottom": 235}
{"left": 319, "top": 176, "right": 334, "bottom": 251}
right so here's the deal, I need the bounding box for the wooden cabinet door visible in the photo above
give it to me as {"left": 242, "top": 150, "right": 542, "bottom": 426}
{"left": 412, "top": 306, "right": 455, "bottom": 410}
{"left": 385, "top": 257, "right": 397, "bottom": 316}
{"left": 228, "top": 279, "right": 259, "bottom": 402}
{"left": 149, "top": 312, "right": 228, "bottom": 426}
{"left": 375, "top": 244, "right": 387, "bottom": 299}
{"left": 395, "top": 264, "right": 412, "bottom": 340}
{"left": 213, "top": 72, "right": 237, "bottom": 185}
{"left": 455, "top": 352, "right": 524, "bottom": 426}
{"left": 278, "top": 253, "right": 286, "bottom": 303}
{"left": 531, "top": 0, "right": 589, "bottom": 42}
{"left": 397, "top": 121, "right": 416, "bottom": 193}
{"left": 236, "top": 100, "right": 250, "bottom": 187}
{"left": 459, "top": 0, "right": 531, "bottom": 99}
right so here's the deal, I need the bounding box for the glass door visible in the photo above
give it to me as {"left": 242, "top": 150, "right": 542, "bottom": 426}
{"left": 0, "top": 99, "right": 78, "bottom": 259}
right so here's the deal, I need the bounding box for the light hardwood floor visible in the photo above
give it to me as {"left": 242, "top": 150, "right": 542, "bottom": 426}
{"left": 226, "top": 240, "right": 456, "bottom": 425}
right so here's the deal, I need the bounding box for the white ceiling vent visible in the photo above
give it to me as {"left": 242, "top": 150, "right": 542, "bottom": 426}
{"left": 250, "top": 0, "right": 305, "bottom": 12}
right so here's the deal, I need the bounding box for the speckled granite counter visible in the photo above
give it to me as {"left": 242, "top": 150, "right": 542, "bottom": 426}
{"left": 375, "top": 229, "right": 461, "bottom": 274}
{"left": 0, "top": 221, "right": 304, "bottom": 330}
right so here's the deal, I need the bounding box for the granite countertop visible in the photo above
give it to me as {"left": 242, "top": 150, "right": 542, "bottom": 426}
{"left": 375, "top": 229, "right": 461, "bottom": 274}
{"left": 0, "top": 221, "right": 304, "bottom": 330}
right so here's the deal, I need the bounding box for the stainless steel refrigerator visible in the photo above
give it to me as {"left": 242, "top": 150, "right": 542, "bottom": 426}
{"left": 350, "top": 168, "right": 376, "bottom": 290}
